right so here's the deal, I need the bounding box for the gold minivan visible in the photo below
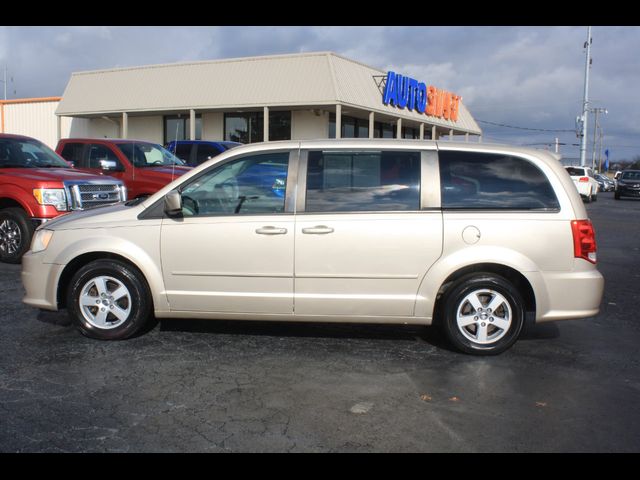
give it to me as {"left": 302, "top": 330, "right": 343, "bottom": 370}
{"left": 22, "top": 139, "right": 604, "bottom": 355}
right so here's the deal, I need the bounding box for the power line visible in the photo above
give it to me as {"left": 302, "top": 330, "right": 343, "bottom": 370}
{"left": 477, "top": 119, "right": 576, "bottom": 133}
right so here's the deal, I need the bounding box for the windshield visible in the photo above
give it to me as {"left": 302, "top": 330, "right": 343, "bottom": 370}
{"left": 565, "top": 167, "right": 586, "bottom": 176}
{"left": 0, "top": 137, "right": 70, "bottom": 168}
{"left": 117, "top": 142, "right": 185, "bottom": 168}
{"left": 621, "top": 171, "right": 640, "bottom": 180}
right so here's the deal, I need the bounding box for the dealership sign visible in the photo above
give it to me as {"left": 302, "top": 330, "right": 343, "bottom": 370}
{"left": 382, "top": 71, "right": 461, "bottom": 122}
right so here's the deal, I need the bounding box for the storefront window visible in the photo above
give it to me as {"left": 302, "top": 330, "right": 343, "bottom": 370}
{"left": 374, "top": 120, "right": 395, "bottom": 138}
{"left": 269, "top": 111, "right": 292, "bottom": 141}
{"left": 224, "top": 111, "right": 291, "bottom": 143}
{"left": 329, "top": 113, "right": 370, "bottom": 139}
{"left": 164, "top": 115, "right": 202, "bottom": 144}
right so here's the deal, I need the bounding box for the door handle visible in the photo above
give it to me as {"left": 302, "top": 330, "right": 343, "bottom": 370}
{"left": 301, "top": 225, "right": 334, "bottom": 235}
{"left": 255, "top": 226, "right": 288, "bottom": 235}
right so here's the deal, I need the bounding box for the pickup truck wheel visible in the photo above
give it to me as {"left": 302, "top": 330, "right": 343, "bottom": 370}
{"left": 441, "top": 274, "right": 525, "bottom": 355}
{"left": 67, "top": 259, "right": 152, "bottom": 340}
{"left": 0, "top": 208, "right": 34, "bottom": 264}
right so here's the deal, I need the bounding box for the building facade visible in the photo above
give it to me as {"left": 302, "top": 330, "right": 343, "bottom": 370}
{"left": 3, "top": 52, "right": 482, "bottom": 149}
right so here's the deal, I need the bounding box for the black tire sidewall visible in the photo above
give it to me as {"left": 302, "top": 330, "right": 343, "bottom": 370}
{"left": 67, "top": 260, "right": 151, "bottom": 340}
{"left": 0, "top": 208, "right": 34, "bottom": 264}
{"left": 442, "top": 274, "right": 525, "bottom": 355}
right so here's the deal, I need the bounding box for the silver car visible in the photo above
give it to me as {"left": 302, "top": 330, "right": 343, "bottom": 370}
{"left": 22, "top": 140, "right": 604, "bottom": 355}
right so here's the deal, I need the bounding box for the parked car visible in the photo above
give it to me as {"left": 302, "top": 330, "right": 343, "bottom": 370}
{"left": 22, "top": 140, "right": 604, "bottom": 355}
{"left": 0, "top": 134, "right": 126, "bottom": 263}
{"left": 614, "top": 169, "right": 640, "bottom": 200}
{"left": 56, "top": 138, "right": 192, "bottom": 200}
{"left": 165, "top": 140, "right": 241, "bottom": 167}
{"left": 595, "top": 173, "right": 615, "bottom": 192}
{"left": 564, "top": 165, "right": 599, "bottom": 202}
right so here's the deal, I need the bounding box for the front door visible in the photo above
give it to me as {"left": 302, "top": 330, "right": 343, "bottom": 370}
{"left": 161, "top": 150, "right": 295, "bottom": 314}
{"left": 294, "top": 149, "right": 443, "bottom": 318}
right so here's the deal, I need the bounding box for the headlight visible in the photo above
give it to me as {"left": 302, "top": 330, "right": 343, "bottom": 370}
{"left": 31, "top": 229, "right": 54, "bottom": 253}
{"left": 33, "top": 188, "right": 68, "bottom": 211}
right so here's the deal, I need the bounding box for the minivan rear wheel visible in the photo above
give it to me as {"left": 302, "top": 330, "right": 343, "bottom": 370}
{"left": 67, "top": 259, "right": 152, "bottom": 340}
{"left": 441, "top": 274, "right": 525, "bottom": 355}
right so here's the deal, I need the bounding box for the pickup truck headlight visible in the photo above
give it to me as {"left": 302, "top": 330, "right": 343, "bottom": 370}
{"left": 33, "top": 188, "right": 68, "bottom": 211}
{"left": 31, "top": 229, "right": 54, "bottom": 253}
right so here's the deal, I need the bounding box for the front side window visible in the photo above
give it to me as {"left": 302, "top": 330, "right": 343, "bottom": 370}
{"left": 440, "top": 151, "right": 560, "bottom": 210}
{"left": 88, "top": 144, "right": 120, "bottom": 170}
{"left": 179, "top": 152, "right": 290, "bottom": 216}
{"left": 305, "top": 150, "right": 421, "bottom": 212}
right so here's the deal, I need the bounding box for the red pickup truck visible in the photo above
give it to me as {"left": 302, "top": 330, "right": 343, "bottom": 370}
{"left": 56, "top": 138, "right": 191, "bottom": 200}
{"left": 0, "top": 134, "right": 126, "bottom": 263}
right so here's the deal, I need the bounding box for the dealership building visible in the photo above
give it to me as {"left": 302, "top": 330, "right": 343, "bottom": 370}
{"left": 2, "top": 52, "right": 482, "bottom": 148}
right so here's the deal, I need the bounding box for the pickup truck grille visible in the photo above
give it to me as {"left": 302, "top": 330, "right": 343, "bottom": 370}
{"left": 64, "top": 181, "right": 126, "bottom": 210}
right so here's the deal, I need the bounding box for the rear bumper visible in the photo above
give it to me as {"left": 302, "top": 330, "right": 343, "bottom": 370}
{"left": 534, "top": 267, "right": 604, "bottom": 322}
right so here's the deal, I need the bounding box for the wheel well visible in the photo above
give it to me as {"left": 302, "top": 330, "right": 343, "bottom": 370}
{"left": 56, "top": 252, "right": 149, "bottom": 309}
{"left": 432, "top": 263, "right": 536, "bottom": 326}
{"left": 0, "top": 198, "right": 24, "bottom": 210}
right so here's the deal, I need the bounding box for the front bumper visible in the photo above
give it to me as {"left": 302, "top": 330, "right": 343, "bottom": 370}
{"left": 21, "top": 250, "right": 64, "bottom": 311}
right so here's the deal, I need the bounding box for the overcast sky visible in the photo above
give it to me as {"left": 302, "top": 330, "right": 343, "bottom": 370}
{"left": 2, "top": 26, "right": 639, "bottom": 164}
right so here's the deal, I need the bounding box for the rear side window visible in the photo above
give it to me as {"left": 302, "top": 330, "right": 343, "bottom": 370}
{"left": 439, "top": 151, "right": 560, "bottom": 210}
{"left": 196, "top": 144, "right": 222, "bottom": 165}
{"left": 305, "top": 150, "right": 421, "bottom": 212}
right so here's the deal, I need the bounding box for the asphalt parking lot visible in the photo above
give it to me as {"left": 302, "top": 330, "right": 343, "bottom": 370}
{"left": 1, "top": 193, "right": 639, "bottom": 452}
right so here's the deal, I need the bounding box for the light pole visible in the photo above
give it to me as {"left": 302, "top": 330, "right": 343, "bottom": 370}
{"left": 579, "top": 26, "right": 592, "bottom": 167}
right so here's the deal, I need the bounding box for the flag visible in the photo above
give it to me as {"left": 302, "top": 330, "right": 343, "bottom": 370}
{"left": 604, "top": 149, "right": 610, "bottom": 171}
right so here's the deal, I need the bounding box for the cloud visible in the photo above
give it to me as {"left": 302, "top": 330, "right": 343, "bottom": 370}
{"left": 1, "top": 26, "right": 638, "bottom": 161}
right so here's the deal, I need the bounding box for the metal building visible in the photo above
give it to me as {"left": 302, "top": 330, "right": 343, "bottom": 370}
{"left": 3, "top": 52, "right": 482, "bottom": 148}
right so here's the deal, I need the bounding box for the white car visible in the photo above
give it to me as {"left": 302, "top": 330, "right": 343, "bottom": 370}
{"left": 565, "top": 166, "right": 599, "bottom": 202}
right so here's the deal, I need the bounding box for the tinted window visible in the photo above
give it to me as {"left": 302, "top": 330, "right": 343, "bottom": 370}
{"left": 173, "top": 144, "right": 192, "bottom": 164}
{"left": 179, "top": 152, "right": 289, "bottom": 216}
{"left": 305, "top": 151, "right": 420, "bottom": 212}
{"left": 60, "top": 143, "right": 84, "bottom": 166}
{"left": 195, "top": 144, "right": 222, "bottom": 165}
{"left": 566, "top": 167, "right": 586, "bottom": 176}
{"left": 440, "top": 151, "right": 559, "bottom": 210}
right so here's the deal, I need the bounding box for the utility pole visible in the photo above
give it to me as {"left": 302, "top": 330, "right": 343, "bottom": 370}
{"left": 579, "top": 26, "right": 592, "bottom": 167}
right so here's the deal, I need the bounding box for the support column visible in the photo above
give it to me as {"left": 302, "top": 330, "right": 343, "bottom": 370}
{"left": 432, "top": 125, "right": 437, "bottom": 140}
{"left": 368, "top": 111, "right": 374, "bottom": 139}
{"left": 121, "top": 112, "right": 128, "bottom": 139}
{"left": 56, "top": 115, "right": 62, "bottom": 143}
{"left": 465, "top": 133, "right": 469, "bottom": 142}
{"left": 190, "top": 109, "right": 196, "bottom": 140}
{"left": 419, "top": 124, "right": 425, "bottom": 140}
{"left": 449, "top": 129, "right": 454, "bottom": 140}
{"left": 263, "top": 106, "right": 269, "bottom": 142}
{"left": 396, "top": 118, "right": 402, "bottom": 138}
{"left": 335, "top": 104, "right": 342, "bottom": 139}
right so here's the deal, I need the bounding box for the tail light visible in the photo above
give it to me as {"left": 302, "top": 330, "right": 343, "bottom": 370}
{"left": 579, "top": 177, "right": 590, "bottom": 182}
{"left": 571, "top": 220, "right": 597, "bottom": 264}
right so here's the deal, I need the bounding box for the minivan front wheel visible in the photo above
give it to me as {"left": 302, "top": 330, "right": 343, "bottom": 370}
{"left": 67, "top": 259, "right": 151, "bottom": 340}
{"left": 441, "top": 274, "right": 525, "bottom": 355}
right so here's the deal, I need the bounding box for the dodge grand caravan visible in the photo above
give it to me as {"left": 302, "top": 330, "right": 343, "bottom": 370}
{"left": 22, "top": 140, "right": 604, "bottom": 355}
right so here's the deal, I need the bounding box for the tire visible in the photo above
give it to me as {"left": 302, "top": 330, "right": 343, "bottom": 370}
{"left": 0, "top": 208, "right": 35, "bottom": 264}
{"left": 66, "top": 259, "right": 152, "bottom": 340}
{"left": 440, "top": 274, "right": 525, "bottom": 355}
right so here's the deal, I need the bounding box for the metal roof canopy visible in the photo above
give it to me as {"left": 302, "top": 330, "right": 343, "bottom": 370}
{"left": 56, "top": 51, "right": 481, "bottom": 135}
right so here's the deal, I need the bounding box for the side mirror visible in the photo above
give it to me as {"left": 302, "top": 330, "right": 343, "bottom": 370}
{"left": 164, "top": 189, "right": 182, "bottom": 216}
{"left": 100, "top": 159, "right": 119, "bottom": 171}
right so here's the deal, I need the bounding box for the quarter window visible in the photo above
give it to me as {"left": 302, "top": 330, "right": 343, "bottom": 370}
{"left": 305, "top": 150, "right": 421, "bottom": 212}
{"left": 439, "top": 151, "right": 560, "bottom": 210}
{"left": 179, "top": 152, "right": 290, "bottom": 216}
